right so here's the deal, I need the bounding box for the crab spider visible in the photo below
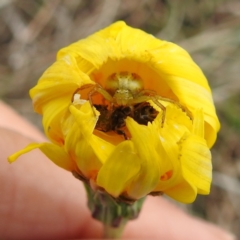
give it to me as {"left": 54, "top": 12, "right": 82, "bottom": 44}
{"left": 72, "top": 72, "right": 191, "bottom": 127}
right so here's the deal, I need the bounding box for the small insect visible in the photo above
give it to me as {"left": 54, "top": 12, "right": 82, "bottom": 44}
{"left": 94, "top": 102, "right": 159, "bottom": 139}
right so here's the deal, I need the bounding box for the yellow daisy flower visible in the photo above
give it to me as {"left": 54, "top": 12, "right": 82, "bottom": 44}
{"left": 8, "top": 21, "right": 220, "bottom": 204}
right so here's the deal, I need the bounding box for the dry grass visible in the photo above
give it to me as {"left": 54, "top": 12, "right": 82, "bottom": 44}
{"left": 1, "top": 0, "right": 240, "bottom": 237}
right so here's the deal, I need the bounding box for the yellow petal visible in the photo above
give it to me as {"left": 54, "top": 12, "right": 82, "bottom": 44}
{"left": 155, "top": 105, "right": 190, "bottom": 166}
{"left": 30, "top": 54, "right": 94, "bottom": 114}
{"left": 69, "top": 103, "right": 97, "bottom": 139}
{"left": 180, "top": 134, "right": 212, "bottom": 194}
{"left": 192, "top": 108, "right": 204, "bottom": 138}
{"left": 125, "top": 117, "right": 161, "bottom": 199}
{"left": 114, "top": 22, "right": 162, "bottom": 60}
{"left": 160, "top": 76, "right": 220, "bottom": 147}
{"left": 58, "top": 21, "right": 157, "bottom": 72}
{"left": 150, "top": 106, "right": 199, "bottom": 203}
{"left": 74, "top": 139, "right": 102, "bottom": 179}
{"left": 58, "top": 37, "right": 110, "bottom": 72}
{"left": 57, "top": 22, "right": 128, "bottom": 72}
{"left": 8, "top": 143, "right": 74, "bottom": 171}
{"left": 150, "top": 42, "right": 211, "bottom": 91}
{"left": 41, "top": 98, "right": 69, "bottom": 145}
{"left": 97, "top": 141, "right": 141, "bottom": 197}
{"left": 63, "top": 106, "right": 102, "bottom": 178}
{"left": 164, "top": 179, "right": 197, "bottom": 203}
{"left": 69, "top": 103, "right": 115, "bottom": 163}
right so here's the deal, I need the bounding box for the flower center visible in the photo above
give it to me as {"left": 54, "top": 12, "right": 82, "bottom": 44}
{"left": 94, "top": 102, "right": 159, "bottom": 139}
{"left": 89, "top": 71, "right": 160, "bottom": 139}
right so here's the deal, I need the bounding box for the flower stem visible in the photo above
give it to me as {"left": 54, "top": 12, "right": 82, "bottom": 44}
{"left": 103, "top": 219, "right": 127, "bottom": 238}
{"left": 83, "top": 182, "right": 145, "bottom": 238}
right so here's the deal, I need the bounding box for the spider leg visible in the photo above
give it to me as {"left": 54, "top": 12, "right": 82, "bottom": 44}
{"left": 155, "top": 95, "right": 193, "bottom": 120}
{"left": 149, "top": 96, "right": 166, "bottom": 127}
{"left": 135, "top": 89, "right": 193, "bottom": 121}
{"left": 88, "top": 84, "right": 114, "bottom": 116}
{"left": 71, "top": 84, "right": 94, "bottom": 102}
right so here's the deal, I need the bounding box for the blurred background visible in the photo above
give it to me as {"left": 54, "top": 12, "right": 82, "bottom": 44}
{"left": 0, "top": 0, "right": 240, "bottom": 238}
